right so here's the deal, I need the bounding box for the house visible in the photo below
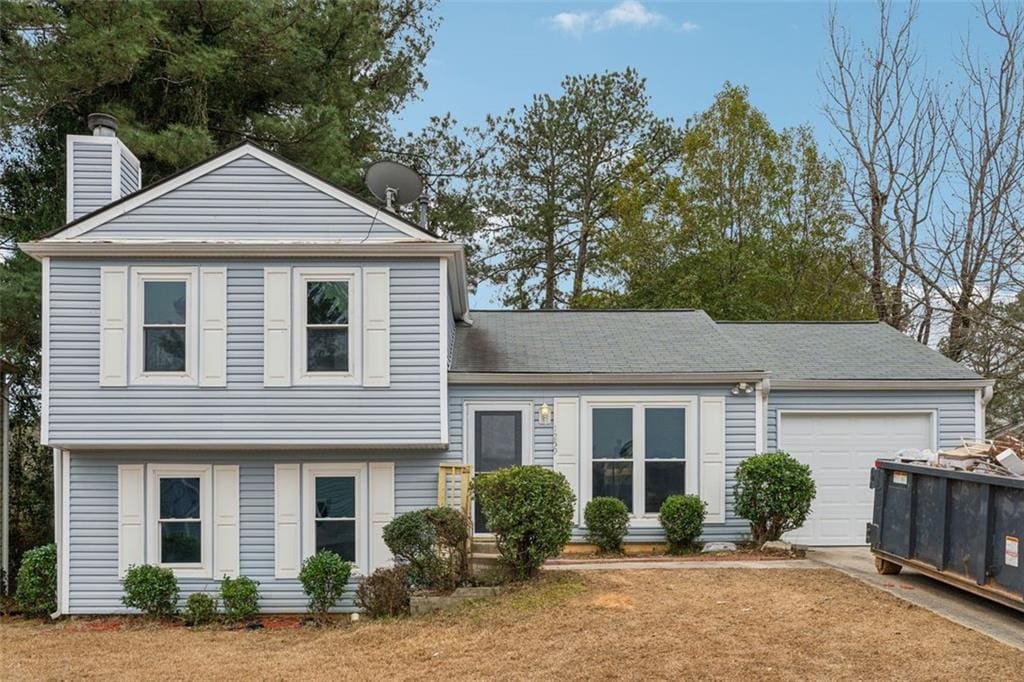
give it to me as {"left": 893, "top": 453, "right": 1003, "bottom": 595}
{"left": 21, "top": 117, "right": 993, "bottom": 615}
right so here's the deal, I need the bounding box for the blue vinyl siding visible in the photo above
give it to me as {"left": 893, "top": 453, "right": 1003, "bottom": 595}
{"left": 86, "top": 155, "right": 411, "bottom": 241}
{"left": 70, "top": 141, "right": 112, "bottom": 220}
{"left": 448, "top": 384, "right": 757, "bottom": 543}
{"left": 766, "top": 390, "right": 978, "bottom": 451}
{"left": 48, "top": 258, "right": 443, "bottom": 446}
{"left": 67, "top": 450, "right": 461, "bottom": 615}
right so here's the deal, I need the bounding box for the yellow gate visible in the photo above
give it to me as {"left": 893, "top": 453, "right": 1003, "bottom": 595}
{"left": 437, "top": 464, "right": 472, "bottom": 518}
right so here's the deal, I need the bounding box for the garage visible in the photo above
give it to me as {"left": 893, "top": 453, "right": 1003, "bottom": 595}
{"left": 779, "top": 411, "right": 935, "bottom": 545}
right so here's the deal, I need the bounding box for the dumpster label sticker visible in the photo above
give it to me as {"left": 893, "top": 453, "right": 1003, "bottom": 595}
{"left": 1006, "top": 537, "right": 1019, "bottom": 568}
{"left": 892, "top": 472, "right": 908, "bottom": 486}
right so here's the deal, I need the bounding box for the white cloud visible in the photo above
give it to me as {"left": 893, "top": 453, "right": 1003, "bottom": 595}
{"left": 547, "top": 1, "right": 677, "bottom": 36}
{"left": 680, "top": 21, "right": 700, "bottom": 33}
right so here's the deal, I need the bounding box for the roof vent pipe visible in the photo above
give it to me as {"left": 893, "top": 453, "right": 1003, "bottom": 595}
{"left": 87, "top": 113, "right": 118, "bottom": 137}
{"left": 418, "top": 192, "right": 429, "bottom": 230}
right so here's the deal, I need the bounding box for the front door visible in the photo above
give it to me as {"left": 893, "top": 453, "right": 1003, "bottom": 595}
{"left": 473, "top": 410, "right": 524, "bottom": 534}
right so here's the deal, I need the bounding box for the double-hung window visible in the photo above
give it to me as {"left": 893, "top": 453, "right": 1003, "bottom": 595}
{"left": 584, "top": 399, "right": 695, "bottom": 523}
{"left": 293, "top": 268, "right": 361, "bottom": 385}
{"left": 131, "top": 267, "right": 198, "bottom": 384}
{"left": 302, "top": 463, "right": 367, "bottom": 570}
{"left": 146, "top": 464, "right": 212, "bottom": 577}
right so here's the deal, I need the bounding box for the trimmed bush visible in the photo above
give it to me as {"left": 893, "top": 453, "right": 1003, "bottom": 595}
{"left": 355, "top": 565, "right": 410, "bottom": 618}
{"left": 299, "top": 550, "right": 352, "bottom": 622}
{"left": 584, "top": 497, "right": 629, "bottom": 553}
{"left": 472, "top": 466, "right": 575, "bottom": 580}
{"left": 220, "top": 576, "right": 260, "bottom": 622}
{"left": 659, "top": 495, "right": 706, "bottom": 553}
{"left": 14, "top": 544, "right": 57, "bottom": 617}
{"left": 122, "top": 564, "right": 179, "bottom": 617}
{"left": 382, "top": 506, "right": 469, "bottom": 591}
{"left": 734, "top": 452, "right": 817, "bottom": 545}
{"left": 182, "top": 592, "right": 217, "bottom": 626}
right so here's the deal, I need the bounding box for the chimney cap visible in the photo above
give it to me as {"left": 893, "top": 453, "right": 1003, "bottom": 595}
{"left": 87, "top": 113, "right": 118, "bottom": 136}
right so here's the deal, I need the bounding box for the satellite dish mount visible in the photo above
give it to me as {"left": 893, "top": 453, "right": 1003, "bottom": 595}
{"left": 365, "top": 160, "right": 424, "bottom": 213}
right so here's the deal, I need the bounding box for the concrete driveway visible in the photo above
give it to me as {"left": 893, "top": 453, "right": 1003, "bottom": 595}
{"left": 809, "top": 547, "right": 1024, "bottom": 651}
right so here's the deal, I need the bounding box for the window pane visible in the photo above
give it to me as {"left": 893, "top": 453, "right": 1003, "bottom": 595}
{"left": 315, "top": 520, "right": 355, "bottom": 562}
{"left": 593, "top": 461, "right": 633, "bottom": 512}
{"left": 475, "top": 411, "right": 522, "bottom": 472}
{"left": 315, "top": 477, "right": 355, "bottom": 518}
{"left": 645, "top": 461, "right": 685, "bottom": 514}
{"left": 593, "top": 408, "right": 632, "bottom": 459}
{"left": 307, "top": 281, "right": 349, "bottom": 325}
{"left": 160, "top": 477, "right": 200, "bottom": 518}
{"left": 160, "top": 521, "right": 201, "bottom": 563}
{"left": 307, "top": 328, "right": 348, "bottom": 372}
{"left": 144, "top": 281, "right": 186, "bottom": 325}
{"left": 646, "top": 408, "right": 685, "bottom": 459}
{"left": 144, "top": 328, "right": 186, "bottom": 372}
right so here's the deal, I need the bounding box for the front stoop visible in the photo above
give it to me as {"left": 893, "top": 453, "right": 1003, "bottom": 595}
{"left": 469, "top": 537, "right": 500, "bottom": 575}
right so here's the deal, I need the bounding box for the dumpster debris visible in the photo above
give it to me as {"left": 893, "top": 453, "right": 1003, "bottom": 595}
{"left": 894, "top": 435, "right": 1024, "bottom": 478}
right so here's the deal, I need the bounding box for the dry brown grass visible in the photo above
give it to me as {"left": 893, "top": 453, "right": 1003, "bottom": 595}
{"left": 3, "top": 568, "right": 1022, "bottom": 681}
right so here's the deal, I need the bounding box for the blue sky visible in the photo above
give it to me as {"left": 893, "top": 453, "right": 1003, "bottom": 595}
{"left": 391, "top": 1, "right": 996, "bottom": 306}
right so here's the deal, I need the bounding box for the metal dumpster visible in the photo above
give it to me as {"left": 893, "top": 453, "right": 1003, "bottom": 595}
{"left": 868, "top": 460, "right": 1024, "bottom": 612}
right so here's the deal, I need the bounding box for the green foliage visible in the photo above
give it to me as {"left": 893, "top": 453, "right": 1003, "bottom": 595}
{"left": 584, "top": 497, "right": 630, "bottom": 553}
{"left": 299, "top": 550, "right": 353, "bottom": 621}
{"left": 5, "top": 421, "right": 53, "bottom": 595}
{"left": 355, "top": 565, "right": 411, "bottom": 618}
{"left": 601, "top": 83, "right": 872, "bottom": 320}
{"left": 14, "top": 544, "right": 57, "bottom": 617}
{"left": 472, "top": 466, "right": 575, "bottom": 580}
{"left": 382, "top": 506, "right": 469, "bottom": 591}
{"left": 182, "top": 592, "right": 217, "bottom": 627}
{"left": 121, "top": 565, "right": 179, "bottom": 617}
{"left": 734, "top": 452, "right": 817, "bottom": 544}
{"left": 659, "top": 495, "right": 707, "bottom": 553}
{"left": 220, "top": 576, "right": 260, "bottom": 623}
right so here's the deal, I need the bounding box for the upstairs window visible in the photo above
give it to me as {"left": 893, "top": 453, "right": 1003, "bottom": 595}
{"left": 131, "top": 267, "right": 198, "bottom": 385}
{"left": 293, "top": 268, "right": 361, "bottom": 385}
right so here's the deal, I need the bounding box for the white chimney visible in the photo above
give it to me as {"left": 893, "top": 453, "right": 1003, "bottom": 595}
{"left": 65, "top": 113, "right": 141, "bottom": 222}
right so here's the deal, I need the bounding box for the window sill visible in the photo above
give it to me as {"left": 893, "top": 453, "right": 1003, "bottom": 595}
{"left": 158, "top": 564, "right": 212, "bottom": 579}
{"left": 131, "top": 372, "right": 198, "bottom": 387}
{"left": 293, "top": 372, "right": 361, "bottom": 386}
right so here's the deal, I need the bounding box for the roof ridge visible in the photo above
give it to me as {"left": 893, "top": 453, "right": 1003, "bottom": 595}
{"left": 716, "top": 320, "right": 882, "bottom": 325}
{"left": 469, "top": 308, "right": 699, "bottom": 313}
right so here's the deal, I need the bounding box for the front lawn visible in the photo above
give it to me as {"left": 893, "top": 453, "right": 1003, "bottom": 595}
{"left": 3, "top": 569, "right": 1021, "bottom": 680}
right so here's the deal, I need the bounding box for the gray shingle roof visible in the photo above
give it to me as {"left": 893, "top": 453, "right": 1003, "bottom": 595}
{"left": 451, "top": 312, "right": 984, "bottom": 381}
{"left": 451, "top": 310, "right": 762, "bottom": 374}
{"left": 717, "top": 322, "right": 982, "bottom": 381}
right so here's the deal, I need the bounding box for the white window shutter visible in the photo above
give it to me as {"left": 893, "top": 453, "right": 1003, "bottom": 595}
{"left": 699, "top": 397, "right": 727, "bottom": 524}
{"left": 199, "top": 268, "right": 227, "bottom": 386}
{"left": 368, "top": 462, "right": 395, "bottom": 571}
{"left": 263, "top": 268, "right": 292, "bottom": 386}
{"left": 118, "top": 464, "right": 145, "bottom": 576}
{"left": 99, "top": 266, "right": 128, "bottom": 386}
{"left": 213, "top": 465, "right": 240, "bottom": 579}
{"left": 274, "top": 463, "right": 301, "bottom": 578}
{"left": 554, "top": 398, "right": 581, "bottom": 525}
{"left": 362, "top": 267, "right": 390, "bottom": 387}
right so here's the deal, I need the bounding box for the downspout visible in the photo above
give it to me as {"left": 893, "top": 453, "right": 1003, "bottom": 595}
{"left": 50, "top": 447, "right": 63, "bottom": 619}
{"left": 755, "top": 378, "right": 771, "bottom": 453}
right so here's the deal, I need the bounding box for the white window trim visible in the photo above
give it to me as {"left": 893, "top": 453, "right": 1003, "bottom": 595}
{"left": 146, "top": 464, "right": 213, "bottom": 579}
{"left": 463, "top": 402, "right": 535, "bottom": 537}
{"left": 131, "top": 266, "right": 199, "bottom": 385}
{"left": 302, "top": 463, "right": 368, "bottom": 574}
{"left": 292, "top": 267, "right": 362, "bottom": 385}
{"left": 581, "top": 396, "right": 698, "bottom": 528}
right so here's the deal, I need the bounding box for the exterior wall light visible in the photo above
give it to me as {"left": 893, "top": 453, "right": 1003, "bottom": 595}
{"left": 538, "top": 403, "right": 552, "bottom": 425}
{"left": 730, "top": 382, "right": 754, "bottom": 396}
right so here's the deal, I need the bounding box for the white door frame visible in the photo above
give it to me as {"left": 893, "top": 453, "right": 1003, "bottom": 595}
{"left": 776, "top": 409, "right": 939, "bottom": 452}
{"left": 463, "top": 401, "right": 534, "bottom": 536}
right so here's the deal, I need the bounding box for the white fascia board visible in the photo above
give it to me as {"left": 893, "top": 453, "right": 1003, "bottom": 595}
{"left": 770, "top": 379, "right": 995, "bottom": 390}
{"left": 46, "top": 440, "right": 450, "bottom": 452}
{"left": 45, "top": 143, "right": 439, "bottom": 243}
{"left": 448, "top": 371, "right": 769, "bottom": 385}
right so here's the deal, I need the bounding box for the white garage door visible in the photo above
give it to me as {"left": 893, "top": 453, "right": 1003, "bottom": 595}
{"left": 779, "top": 412, "right": 933, "bottom": 546}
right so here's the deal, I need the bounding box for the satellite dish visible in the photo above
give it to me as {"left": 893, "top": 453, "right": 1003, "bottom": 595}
{"left": 365, "top": 160, "right": 423, "bottom": 211}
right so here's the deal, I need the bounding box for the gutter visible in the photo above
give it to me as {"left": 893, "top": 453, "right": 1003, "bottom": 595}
{"left": 770, "top": 379, "right": 995, "bottom": 390}
{"left": 448, "top": 371, "right": 770, "bottom": 385}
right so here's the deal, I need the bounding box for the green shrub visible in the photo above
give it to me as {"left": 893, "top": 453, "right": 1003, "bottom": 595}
{"left": 14, "top": 544, "right": 57, "bottom": 617}
{"left": 299, "top": 550, "right": 352, "bottom": 621}
{"left": 182, "top": 592, "right": 217, "bottom": 626}
{"left": 355, "top": 565, "right": 410, "bottom": 618}
{"left": 122, "top": 564, "right": 179, "bottom": 617}
{"left": 220, "top": 576, "right": 260, "bottom": 622}
{"left": 472, "top": 466, "right": 575, "bottom": 580}
{"left": 584, "top": 497, "right": 629, "bottom": 553}
{"left": 659, "top": 495, "right": 706, "bottom": 553}
{"left": 382, "top": 506, "right": 469, "bottom": 591}
{"left": 734, "top": 452, "right": 817, "bottom": 545}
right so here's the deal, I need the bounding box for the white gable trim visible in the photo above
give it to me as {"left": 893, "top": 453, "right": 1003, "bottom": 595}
{"left": 48, "top": 143, "right": 439, "bottom": 243}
